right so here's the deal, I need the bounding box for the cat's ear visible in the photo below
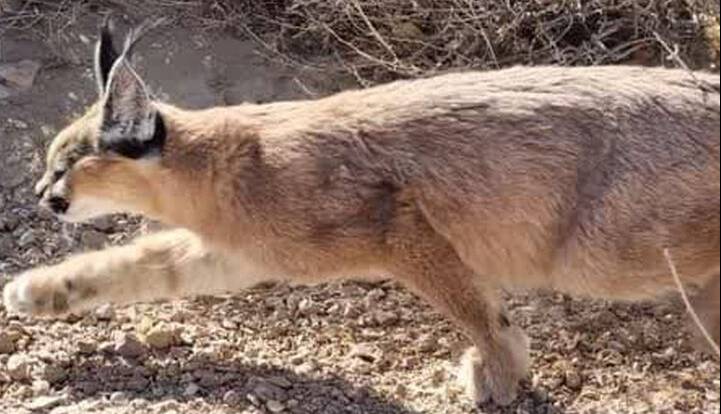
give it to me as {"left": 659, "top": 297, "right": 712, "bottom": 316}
{"left": 98, "top": 19, "right": 167, "bottom": 159}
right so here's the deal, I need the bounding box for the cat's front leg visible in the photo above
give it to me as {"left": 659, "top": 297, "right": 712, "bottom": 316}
{"left": 3, "top": 229, "right": 275, "bottom": 317}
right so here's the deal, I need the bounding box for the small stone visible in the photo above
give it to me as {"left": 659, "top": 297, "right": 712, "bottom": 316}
{"left": 418, "top": 334, "right": 437, "bottom": 353}
{"left": 183, "top": 383, "right": 201, "bottom": 397}
{"left": 349, "top": 343, "right": 379, "bottom": 363}
{"left": 223, "top": 390, "right": 242, "bottom": 405}
{"left": 373, "top": 310, "right": 398, "bottom": 326}
{"left": 77, "top": 340, "right": 97, "bottom": 355}
{"left": 109, "top": 391, "right": 127, "bottom": 402}
{"left": 26, "top": 395, "right": 67, "bottom": 411}
{"left": 267, "top": 376, "right": 293, "bottom": 390}
{"left": 92, "top": 217, "right": 115, "bottom": 232}
{"left": 0, "top": 60, "right": 42, "bottom": 97}
{"left": 297, "top": 298, "right": 318, "bottom": 316}
{"left": 565, "top": 370, "right": 583, "bottom": 390}
{"left": 80, "top": 230, "right": 108, "bottom": 249}
{"left": 0, "top": 332, "right": 17, "bottom": 354}
{"left": 343, "top": 303, "right": 361, "bottom": 319}
{"left": 32, "top": 380, "right": 50, "bottom": 396}
{"left": 94, "top": 304, "right": 116, "bottom": 321}
{"left": 38, "top": 363, "right": 67, "bottom": 384}
{"left": 18, "top": 229, "right": 37, "bottom": 247}
{"left": 143, "top": 324, "right": 179, "bottom": 349}
{"left": 7, "top": 118, "right": 28, "bottom": 129}
{"left": 114, "top": 333, "right": 147, "bottom": 358}
{"left": 295, "top": 362, "right": 317, "bottom": 376}
{"left": 266, "top": 400, "right": 285, "bottom": 413}
{"left": 7, "top": 354, "right": 32, "bottom": 381}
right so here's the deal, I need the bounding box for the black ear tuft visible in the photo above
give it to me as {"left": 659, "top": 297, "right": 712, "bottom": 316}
{"left": 95, "top": 16, "right": 120, "bottom": 94}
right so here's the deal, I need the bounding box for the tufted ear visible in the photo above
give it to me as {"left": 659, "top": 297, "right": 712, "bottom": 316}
{"left": 99, "top": 20, "right": 166, "bottom": 159}
{"left": 94, "top": 16, "right": 120, "bottom": 95}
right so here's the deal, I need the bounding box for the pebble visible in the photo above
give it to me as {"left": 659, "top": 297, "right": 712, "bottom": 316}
{"left": 0, "top": 332, "right": 17, "bottom": 354}
{"left": 31, "top": 380, "right": 50, "bottom": 396}
{"left": 80, "top": 230, "right": 108, "bottom": 249}
{"left": 94, "top": 304, "right": 116, "bottom": 321}
{"left": 266, "top": 400, "right": 286, "bottom": 413}
{"left": 349, "top": 343, "right": 379, "bottom": 363}
{"left": 17, "top": 229, "right": 37, "bottom": 247}
{"left": 297, "top": 298, "right": 319, "bottom": 316}
{"left": 109, "top": 391, "right": 128, "bottom": 402}
{"left": 184, "top": 383, "right": 201, "bottom": 397}
{"left": 373, "top": 310, "right": 399, "bottom": 326}
{"left": 223, "top": 389, "right": 243, "bottom": 405}
{"left": 26, "top": 395, "right": 67, "bottom": 411}
{"left": 77, "top": 340, "right": 97, "bottom": 355}
{"left": 38, "top": 363, "right": 67, "bottom": 384}
{"left": 7, "top": 353, "right": 32, "bottom": 381}
{"left": 143, "top": 324, "right": 179, "bottom": 349}
{"left": 114, "top": 333, "right": 147, "bottom": 358}
{"left": 565, "top": 370, "right": 583, "bottom": 390}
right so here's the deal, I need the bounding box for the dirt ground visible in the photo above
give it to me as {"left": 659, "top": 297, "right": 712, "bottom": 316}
{"left": 1, "top": 11, "right": 719, "bottom": 414}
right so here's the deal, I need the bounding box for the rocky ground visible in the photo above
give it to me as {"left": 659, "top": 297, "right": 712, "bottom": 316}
{"left": 1, "top": 11, "right": 719, "bottom": 414}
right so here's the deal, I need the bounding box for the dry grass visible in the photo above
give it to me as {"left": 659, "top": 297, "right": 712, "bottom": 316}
{"left": 1, "top": 0, "right": 720, "bottom": 84}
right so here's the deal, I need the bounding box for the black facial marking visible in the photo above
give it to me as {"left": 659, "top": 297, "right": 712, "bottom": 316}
{"left": 100, "top": 112, "right": 166, "bottom": 159}
{"left": 499, "top": 313, "right": 512, "bottom": 329}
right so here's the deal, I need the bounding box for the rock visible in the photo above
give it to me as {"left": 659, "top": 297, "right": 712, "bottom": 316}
{"left": 7, "top": 354, "right": 32, "bottom": 381}
{"left": 297, "top": 298, "right": 319, "bottom": 316}
{"left": 250, "top": 378, "right": 286, "bottom": 401}
{"left": 565, "top": 370, "right": 583, "bottom": 391}
{"left": 109, "top": 391, "right": 128, "bottom": 402}
{"left": 80, "top": 230, "right": 108, "bottom": 249}
{"left": 94, "top": 304, "right": 116, "bottom": 321}
{"left": 0, "top": 332, "right": 17, "bottom": 354}
{"left": 31, "top": 380, "right": 50, "bottom": 397}
{"left": 114, "top": 333, "right": 147, "bottom": 358}
{"left": 418, "top": 334, "right": 437, "bottom": 353}
{"left": 32, "top": 380, "right": 50, "bottom": 397}
{"left": 266, "top": 400, "right": 286, "bottom": 413}
{"left": 92, "top": 217, "right": 115, "bottom": 232}
{"left": 38, "top": 363, "right": 67, "bottom": 384}
{"left": 77, "top": 340, "right": 97, "bottom": 355}
{"left": 142, "top": 324, "right": 179, "bottom": 349}
{"left": 349, "top": 343, "right": 379, "bottom": 363}
{"left": 26, "top": 395, "right": 67, "bottom": 411}
{"left": 7, "top": 118, "right": 28, "bottom": 129}
{"left": 373, "top": 310, "right": 398, "bottom": 326}
{"left": 223, "top": 390, "right": 243, "bottom": 405}
{"left": 0, "top": 60, "right": 41, "bottom": 99}
{"left": 183, "top": 383, "right": 201, "bottom": 397}
{"left": 17, "top": 229, "right": 37, "bottom": 247}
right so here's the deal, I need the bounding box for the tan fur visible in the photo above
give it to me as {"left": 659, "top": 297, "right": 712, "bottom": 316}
{"left": 3, "top": 66, "right": 719, "bottom": 406}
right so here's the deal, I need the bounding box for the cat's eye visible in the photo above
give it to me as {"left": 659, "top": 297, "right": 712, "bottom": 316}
{"left": 52, "top": 169, "right": 67, "bottom": 182}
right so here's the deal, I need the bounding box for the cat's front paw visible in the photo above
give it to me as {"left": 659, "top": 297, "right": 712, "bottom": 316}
{"left": 3, "top": 268, "right": 91, "bottom": 317}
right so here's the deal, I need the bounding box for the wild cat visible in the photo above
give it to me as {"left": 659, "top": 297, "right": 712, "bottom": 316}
{"left": 2, "top": 21, "right": 719, "bottom": 406}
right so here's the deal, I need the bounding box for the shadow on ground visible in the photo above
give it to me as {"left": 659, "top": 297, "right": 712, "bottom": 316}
{"left": 64, "top": 348, "right": 422, "bottom": 414}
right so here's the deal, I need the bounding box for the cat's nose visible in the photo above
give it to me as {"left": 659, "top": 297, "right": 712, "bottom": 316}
{"left": 47, "top": 197, "right": 70, "bottom": 215}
